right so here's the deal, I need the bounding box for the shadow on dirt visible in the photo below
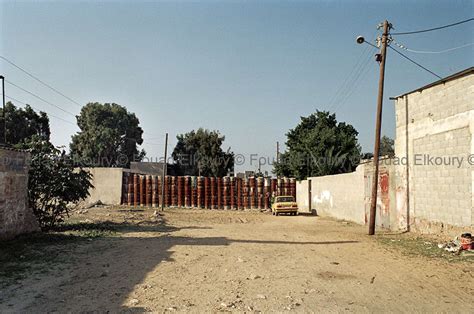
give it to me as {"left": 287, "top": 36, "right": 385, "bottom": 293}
{"left": 0, "top": 216, "right": 358, "bottom": 312}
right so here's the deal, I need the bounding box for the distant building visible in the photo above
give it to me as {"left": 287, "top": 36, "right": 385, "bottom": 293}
{"left": 129, "top": 162, "right": 177, "bottom": 176}
{"left": 236, "top": 170, "right": 255, "bottom": 179}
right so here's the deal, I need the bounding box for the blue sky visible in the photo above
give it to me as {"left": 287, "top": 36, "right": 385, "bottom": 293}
{"left": 1, "top": 0, "right": 472, "bottom": 173}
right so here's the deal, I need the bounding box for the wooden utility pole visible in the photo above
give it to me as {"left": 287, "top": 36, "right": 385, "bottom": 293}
{"left": 276, "top": 141, "right": 280, "bottom": 163}
{"left": 368, "top": 20, "right": 390, "bottom": 235}
{"left": 161, "top": 133, "right": 168, "bottom": 211}
{"left": 1, "top": 75, "right": 5, "bottom": 145}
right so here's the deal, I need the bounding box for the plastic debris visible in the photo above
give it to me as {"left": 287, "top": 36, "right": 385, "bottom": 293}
{"left": 438, "top": 233, "right": 473, "bottom": 253}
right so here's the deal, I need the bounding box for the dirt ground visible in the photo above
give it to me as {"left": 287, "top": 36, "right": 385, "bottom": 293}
{"left": 1, "top": 207, "right": 473, "bottom": 313}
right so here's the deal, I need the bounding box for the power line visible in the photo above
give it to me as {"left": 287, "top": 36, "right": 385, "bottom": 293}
{"left": 392, "top": 40, "right": 474, "bottom": 54}
{"left": 331, "top": 46, "right": 372, "bottom": 107}
{"left": 3, "top": 94, "right": 77, "bottom": 126}
{"left": 333, "top": 43, "right": 376, "bottom": 112}
{"left": 327, "top": 34, "right": 377, "bottom": 112}
{"left": 391, "top": 17, "right": 474, "bottom": 35}
{"left": 333, "top": 49, "right": 375, "bottom": 112}
{"left": 5, "top": 79, "right": 77, "bottom": 117}
{"left": 0, "top": 56, "right": 82, "bottom": 108}
{"left": 328, "top": 43, "right": 370, "bottom": 107}
{"left": 388, "top": 45, "right": 442, "bottom": 79}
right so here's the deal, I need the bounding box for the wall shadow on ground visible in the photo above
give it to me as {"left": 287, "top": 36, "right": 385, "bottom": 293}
{"left": 2, "top": 218, "right": 359, "bottom": 312}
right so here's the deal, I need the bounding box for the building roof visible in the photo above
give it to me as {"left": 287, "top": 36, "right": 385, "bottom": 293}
{"left": 129, "top": 162, "right": 177, "bottom": 176}
{"left": 391, "top": 67, "right": 474, "bottom": 100}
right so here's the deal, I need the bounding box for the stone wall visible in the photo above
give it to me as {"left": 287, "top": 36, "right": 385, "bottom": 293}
{"left": 0, "top": 148, "right": 39, "bottom": 240}
{"left": 394, "top": 69, "right": 474, "bottom": 233}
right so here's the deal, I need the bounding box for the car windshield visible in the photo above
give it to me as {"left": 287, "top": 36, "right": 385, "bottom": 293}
{"left": 277, "top": 197, "right": 294, "bottom": 202}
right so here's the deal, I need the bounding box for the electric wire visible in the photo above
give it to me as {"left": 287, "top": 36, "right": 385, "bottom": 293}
{"left": 4, "top": 96, "right": 155, "bottom": 147}
{"left": 333, "top": 47, "right": 376, "bottom": 112}
{"left": 0, "top": 55, "right": 82, "bottom": 107}
{"left": 392, "top": 40, "right": 474, "bottom": 54}
{"left": 327, "top": 32, "right": 378, "bottom": 112}
{"left": 391, "top": 17, "right": 474, "bottom": 35}
{"left": 388, "top": 45, "right": 442, "bottom": 79}
{"left": 331, "top": 46, "right": 371, "bottom": 107}
{"left": 3, "top": 94, "right": 77, "bottom": 126}
{"left": 5, "top": 79, "right": 77, "bottom": 117}
{"left": 327, "top": 43, "right": 370, "bottom": 107}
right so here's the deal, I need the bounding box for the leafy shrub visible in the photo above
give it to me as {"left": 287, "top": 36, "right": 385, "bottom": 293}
{"left": 27, "top": 137, "right": 93, "bottom": 230}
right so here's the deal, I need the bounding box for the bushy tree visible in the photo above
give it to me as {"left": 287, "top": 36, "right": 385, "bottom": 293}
{"left": 70, "top": 102, "right": 145, "bottom": 167}
{"left": 380, "top": 135, "right": 395, "bottom": 157}
{"left": 2, "top": 102, "right": 92, "bottom": 230}
{"left": 172, "top": 128, "right": 234, "bottom": 177}
{"left": 27, "top": 137, "right": 93, "bottom": 230}
{"left": 361, "top": 136, "right": 395, "bottom": 159}
{"left": 0, "top": 102, "right": 50, "bottom": 146}
{"left": 274, "top": 111, "right": 361, "bottom": 180}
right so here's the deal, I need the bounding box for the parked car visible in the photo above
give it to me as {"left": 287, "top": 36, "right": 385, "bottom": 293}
{"left": 271, "top": 195, "right": 298, "bottom": 216}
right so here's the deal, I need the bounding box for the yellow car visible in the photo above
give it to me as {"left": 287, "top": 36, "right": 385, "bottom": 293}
{"left": 271, "top": 196, "right": 298, "bottom": 216}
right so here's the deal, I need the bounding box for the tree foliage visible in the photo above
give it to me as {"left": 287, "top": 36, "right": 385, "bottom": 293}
{"left": 0, "top": 102, "right": 50, "bottom": 146}
{"left": 70, "top": 102, "right": 145, "bottom": 167}
{"left": 27, "top": 137, "right": 93, "bottom": 230}
{"left": 361, "top": 136, "right": 395, "bottom": 159}
{"left": 274, "top": 111, "right": 361, "bottom": 180}
{"left": 3, "top": 102, "right": 92, "bottom": 230}
{"left": 172, "top": 128, "right": 234, "bottom": 177}
{"left": 380, "top": 135, "right": 395, "bottom": 157}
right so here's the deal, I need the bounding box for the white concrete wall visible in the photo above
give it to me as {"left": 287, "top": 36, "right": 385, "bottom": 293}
{"left": 394, "top": 71, "right": 474, "bottom": 231}
{"left": 297, "top": 165, "right": 365, "bottom": 224}
{"left": 296, "top": 180, "right": 309, "bottom": 212}
{"left": 84, "top": 168, "right": 125, "bottom": 205}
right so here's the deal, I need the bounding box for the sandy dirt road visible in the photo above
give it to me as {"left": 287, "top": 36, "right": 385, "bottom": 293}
{"left": 1, "top": 207, "right": 473, "bottom": 313}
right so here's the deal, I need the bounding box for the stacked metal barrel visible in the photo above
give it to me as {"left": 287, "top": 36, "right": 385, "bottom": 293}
{"left": 121, "top": 173, "right": 297, "bottom": 209}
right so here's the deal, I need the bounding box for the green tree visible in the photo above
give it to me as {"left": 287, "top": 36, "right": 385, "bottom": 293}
{"left": 2, "top": 103, "right": 92, "bottom": 230}
{"left": 0, "top": 101, "right": 50, "bottom": 146}
{"left": 172, "top": 128, "right": 234, "bottom": 177}
{"left": 27, "top": 137, "right": 93, "bottom": 230}
{"left": 361, "top": 136, "right": 394, "bottom": 159}
{"left": 70, "top": 102, "right": 145, "bottom": 167}
{"left": 380, "top": 135, "right": 395, "bottom": 157}
{"left": 274, "top": 111, "right": 361, "bottom": 180}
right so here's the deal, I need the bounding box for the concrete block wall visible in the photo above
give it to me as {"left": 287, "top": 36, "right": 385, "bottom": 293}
{"left": 412, "top": 128, "right": 471, "bottom": 226}
{"left": 83, "top": 167, "right": 127, "bottom": 205}
{"left": 394, "top": 69, "right": 474, "bottom": 233}
{"left": 0, "top": 148, "right": 39, "bottom": 240}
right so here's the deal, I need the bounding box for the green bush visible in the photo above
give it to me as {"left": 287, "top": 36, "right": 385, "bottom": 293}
{"left": 26, "top": 137, "right": 93, "bottom": 230}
